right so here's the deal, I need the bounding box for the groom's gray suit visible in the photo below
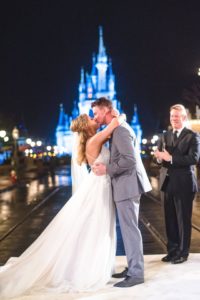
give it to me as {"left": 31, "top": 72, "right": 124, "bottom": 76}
{"left": 106, "top": 122, "right": 152, "bottom": 279}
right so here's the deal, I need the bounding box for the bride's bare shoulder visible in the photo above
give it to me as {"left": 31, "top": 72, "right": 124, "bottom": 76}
{"left": 86, "top": 139, "right": 101, "bottom": 165}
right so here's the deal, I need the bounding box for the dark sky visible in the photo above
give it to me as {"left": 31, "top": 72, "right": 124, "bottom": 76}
{"left": 1, "top": 0, "right": 200, "bottom": 139}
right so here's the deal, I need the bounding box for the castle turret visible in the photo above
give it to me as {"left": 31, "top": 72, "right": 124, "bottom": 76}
{"left": 79, "top": 68, "right": 86, "bottom": 102}
{"left": 96, "top": 26, "right": 108, "bottom": 92}
{"left": 56, "top": 104, "right": 66, "bottom": 131}
{"left": 86, "top": 72, "right": 94, "bottom": 99}
{"left": 108, "top": 59, "right": 115, "bottom": 99}
{"left": 91, "top": 54, "right": 97, "bottom": 90}
{"left": 72, "top": 101, "right": 79, "bottom": 119}
{"left": 131, "top": 104, "right": 142, "bottom": 146}
{"left": 56, "top": 104, "right": 69, "bottom": 154}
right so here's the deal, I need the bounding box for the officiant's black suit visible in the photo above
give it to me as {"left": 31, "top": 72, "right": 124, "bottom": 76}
{"left": 158, "top": 128, "right": 200, "bottom": 258}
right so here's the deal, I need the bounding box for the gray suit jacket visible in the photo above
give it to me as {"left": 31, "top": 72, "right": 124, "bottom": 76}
{"left": 106, "top": 122, "right": 152, "bottom": 202}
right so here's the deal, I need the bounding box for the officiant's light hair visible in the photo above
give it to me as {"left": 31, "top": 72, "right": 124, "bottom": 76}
{"left": 170, "top": 104, "right": 187, "bottom": 117}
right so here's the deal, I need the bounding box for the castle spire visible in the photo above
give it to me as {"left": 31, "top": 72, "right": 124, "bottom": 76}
{"left": 98, "top": 26, "right": 106, "bottom": 58}
{"left": 72, "top": 101, "right": 79, "bottom": 119}
{"left": 96, "top": 26, "right": 108, "bottom": 91}
{"left": 132, "top": 104, "right": 139, "bottom": 124}
{"left": 57, "top": 104, "right": 66, "bottom": 127}
{"left": 91, "top": 53, "right": 97, "bottom": 90}
{"left": 108, "top": 59, "right": 115, "bottom": 99}
{"left": 56, "top": 103, "right": 70, "bottom": 132}
{"left": 108, "top": 58, "right": 113, "bottom": 76}
{"left": 91, "top": 53, "right": 96, "bottom": 76}
{"left": 80, "top": 67, "right": 85, "bottom": 85}
{"left": 131, "top": 104, "right": 142, "bottom": 146}
{"left": 86, "top": 72, "right": 93, "bottom": 99}
{"left": 79, "top": 67, "right": 86, "bottom": 101}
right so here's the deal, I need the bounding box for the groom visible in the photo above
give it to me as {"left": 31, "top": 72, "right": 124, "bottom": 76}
{"left": 91, "top": 97, "right": 152, "bottom": 288}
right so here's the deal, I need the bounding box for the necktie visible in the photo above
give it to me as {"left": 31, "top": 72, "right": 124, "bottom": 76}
{"left": 173, "top": 130, "right": 178, "bottom": 145}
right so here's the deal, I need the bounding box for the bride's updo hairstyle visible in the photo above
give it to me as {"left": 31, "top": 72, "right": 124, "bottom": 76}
{"left": 70, "top": 114, "right": 92, "bottom": 165}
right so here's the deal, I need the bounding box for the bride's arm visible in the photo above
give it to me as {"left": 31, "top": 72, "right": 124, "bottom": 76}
{"left": 86, "top": 114, "right": 126, "bottom": 165}
{"left": 88, "top": 114, "right": 126, "bottom": 148}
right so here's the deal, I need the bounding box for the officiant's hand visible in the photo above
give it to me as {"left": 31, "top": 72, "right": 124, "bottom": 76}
{"left": 154, "top": 149, "right": 163, "bottom": 160}
{"left": 92, "top": 162, "right": 107, "bottom": 176}
{"left": 154, "top": 149, "right": 172, "bottom": 162}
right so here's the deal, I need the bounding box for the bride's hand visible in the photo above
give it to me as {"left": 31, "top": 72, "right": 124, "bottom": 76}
{"left": 110, "top": 113, "right": 126, "bottom": 127}
{"left": 111, "top": 108, "right": 120, "bottom": 117}
{"left": 118, "top": 113, "right": 126, "bottom": 124}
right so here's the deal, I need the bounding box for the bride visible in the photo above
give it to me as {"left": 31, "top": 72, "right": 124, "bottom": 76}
{"left": 0, "top": 112, "right": 124, "bottom": 299}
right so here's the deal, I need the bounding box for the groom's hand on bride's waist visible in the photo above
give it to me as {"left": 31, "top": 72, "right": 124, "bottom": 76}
{"left": 91, "top": 163, "right": 107, "bottom": 176}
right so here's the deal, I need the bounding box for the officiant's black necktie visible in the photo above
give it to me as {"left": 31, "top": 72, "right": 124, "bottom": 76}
{"left": 173, "top": 130, "right": 178, "bottom": 145}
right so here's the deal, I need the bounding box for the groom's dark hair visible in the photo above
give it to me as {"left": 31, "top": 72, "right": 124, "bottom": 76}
{"left": 91, "top": 97, "right": 113, "bottom": 110}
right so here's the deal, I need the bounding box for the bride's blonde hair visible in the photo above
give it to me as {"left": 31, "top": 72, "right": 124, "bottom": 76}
{"left": 70, "top": 114, "right": 93, "bottom": 165}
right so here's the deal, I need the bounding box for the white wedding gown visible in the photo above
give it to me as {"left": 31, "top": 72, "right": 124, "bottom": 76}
{"left": 0, "top": 146, "right": 116, "bottom": 299}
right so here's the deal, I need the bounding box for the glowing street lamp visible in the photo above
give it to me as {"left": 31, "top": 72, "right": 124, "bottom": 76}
{"left": 12, "top": 127, "right": 19, "bottom": 140}
{"left": 0, "top": 130, "right": 6, "bottom": 138}
{"left": 11, "top": 127, "right": 19, "bottom": 181}
{"left": 142, "top": 138, "right": 147, "bottom": 145}
{"left": 4, "top": 136, "right": 9, "bottom": 142}
{"left": 26, "top": 138, "right": 32, "bottom": 145}
{"left": 46, "top": 146, "right": 52, "bottom": 151}
{"left": 31, "top": 141, "right": 36, "bottom": 147}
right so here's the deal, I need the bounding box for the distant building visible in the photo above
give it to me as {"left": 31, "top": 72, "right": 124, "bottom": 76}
{"left": 56, "top": 26, "right": 142, "bottom": 154}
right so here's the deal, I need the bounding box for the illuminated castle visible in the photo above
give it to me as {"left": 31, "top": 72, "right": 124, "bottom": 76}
{"left": 56, "top": 27, "right": 142, "bottom": 154}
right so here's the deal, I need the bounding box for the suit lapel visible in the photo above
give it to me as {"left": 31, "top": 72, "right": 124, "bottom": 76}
{"left": 167, "top": 130, "right": 174, "bottom": 147}
{"left": 173, "top": 127, "right": 188, "bottom": 148}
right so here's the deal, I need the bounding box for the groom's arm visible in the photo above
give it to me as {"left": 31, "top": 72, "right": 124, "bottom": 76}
{"left": 92, "top": 126, "right": 136, "bottom": 177}
{"left": 106, "top": 126, "right": 136, "bottom": 177}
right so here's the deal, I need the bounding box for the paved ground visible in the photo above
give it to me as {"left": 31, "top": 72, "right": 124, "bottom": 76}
{"left": 1, "top": 166, "right": 200, "bottom": 300}
{"left": 0, "top": 166, "right": 200, "bottom": 266}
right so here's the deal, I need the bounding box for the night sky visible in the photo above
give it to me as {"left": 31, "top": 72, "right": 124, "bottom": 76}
{"left": 1, "top": 0, "right": 200, "bottom": 140}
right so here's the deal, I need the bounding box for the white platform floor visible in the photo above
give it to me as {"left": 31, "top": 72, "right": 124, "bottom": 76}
{"left": 16, "top": 254, "right": 200, "bottom": 300}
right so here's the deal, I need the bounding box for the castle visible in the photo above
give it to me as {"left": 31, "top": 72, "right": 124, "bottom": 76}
{"left": 56, "top": 27, "right": 142, "bottom": 154}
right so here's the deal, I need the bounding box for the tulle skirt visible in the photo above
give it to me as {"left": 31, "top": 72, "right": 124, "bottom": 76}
{"left": 0, "top": 172, "right": 116, "bottom": 299}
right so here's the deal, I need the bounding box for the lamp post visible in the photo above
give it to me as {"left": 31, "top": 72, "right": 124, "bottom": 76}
{"left": 11, "top": 127, "right": 19, "bottom": 182}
